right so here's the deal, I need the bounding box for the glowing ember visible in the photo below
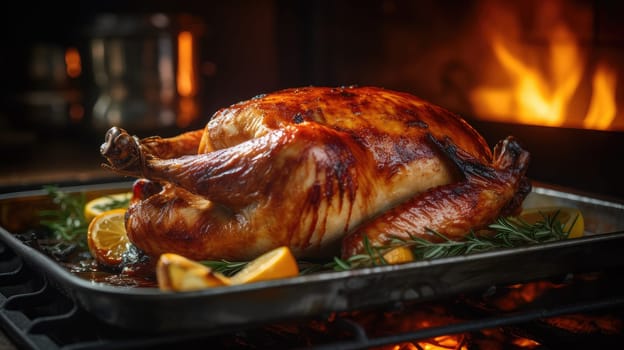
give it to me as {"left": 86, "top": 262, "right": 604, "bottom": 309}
{"left": 388, "top": 336, "right": 468, "bottom": 350}
{"left": 254, "top": 273, "right": 620, "bottom": 349}
{"left": 489, "top": 281, "right": 564, "bottom": 312}
{"left": 544, "top": 314, "right": 623, "bottom": 334}
{"left": 469, "top": 1, "right": 619, "bottom": 131}
{"left": 512, "top": 337, "right": 541, "bottom": 348}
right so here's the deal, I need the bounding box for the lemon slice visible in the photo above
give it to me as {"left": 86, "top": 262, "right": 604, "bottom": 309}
{"left": 84, "top": 192, "right": 132, "bottom": 222}
{"left": 229, "top": 246, "right": 299, "bottom": 285}
{"left": 519, "top": 207, "right": 584, "bottom": 238}
{"left": 87, "top": 208, "right": 131, "bottom": 266}
{"left": 155, "top": 247, "right": 299, "bottom": 292}
{"left": 157, "top": 253, "right": 230, "bottom": 291}
{"left": 382, "top": 246, "right": 414, "bottom": 265}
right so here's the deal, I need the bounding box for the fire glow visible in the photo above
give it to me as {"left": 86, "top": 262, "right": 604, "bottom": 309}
{"left": 177, "top": 31, "right": 196, "bottom": 97}
{"left": 176, "top": 30, "right": 199, "bottom": 128}
{"left": 64, "top": 47, "right": 82, "bottom": 78}
{"left": 469, "top": 1, "right": 620, "bottom": 131}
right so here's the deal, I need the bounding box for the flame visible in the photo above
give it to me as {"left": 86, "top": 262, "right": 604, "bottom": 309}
{"left": 584, "top": 64, "right": 618, "bottom": 129}
{"left": 469, "top": 2, "right": 618, "bottom": 130}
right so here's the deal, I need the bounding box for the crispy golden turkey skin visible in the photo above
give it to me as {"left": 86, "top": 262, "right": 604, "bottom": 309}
{"left": 101, "top": 86, "right": 530, "bottom": 261}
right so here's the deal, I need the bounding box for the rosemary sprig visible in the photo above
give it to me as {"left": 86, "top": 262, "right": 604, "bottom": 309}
{"left": 328, "top": 236, "right": 389, "bottom": 271}
{"left": 38, "top": 186, "right": 88, "bottom": 249}
{"left": 36, "top": 185, "right": 578, "bottom": 275}
{"left": 329, "top": 210, "right": 576, "bottom": 270}
{"left": 202, "top": 210, "right": 577, "bottom": 273}
{"left": 200, "top": 260, "right": 249, "bottom": 276}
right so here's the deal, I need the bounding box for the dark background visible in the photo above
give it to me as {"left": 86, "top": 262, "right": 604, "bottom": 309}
{"left": 1, "top": 0, "right": 623, "bottom": 199}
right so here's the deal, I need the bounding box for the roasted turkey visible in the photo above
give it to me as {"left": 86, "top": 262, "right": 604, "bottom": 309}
{"left": 100, "top": 86, "right": 531, "bottom": 262}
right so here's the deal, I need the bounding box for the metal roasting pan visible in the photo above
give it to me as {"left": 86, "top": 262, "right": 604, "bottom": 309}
{"left": 1, "top": 181, "right": 623, "bottom": 333}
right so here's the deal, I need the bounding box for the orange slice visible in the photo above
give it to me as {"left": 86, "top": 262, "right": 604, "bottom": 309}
{"left": 382, "top": 246, "right": 414, "bottom": 265}
{"left": 519, "top": 207, "right": 584, "bottom": 239}
{"left": 84, "top": 192, "right": 132, "bottom": 222}
{"left": 156, "top": 253, "right": 230, "bottom": 291}
{"left": 87, "top": 208, "right": 130, "bottom": 266}
{"left": 229, "top": 246, "right": 299, "bottom": 285}
{"left": 155, "top": 247, "right": 299, "bottom": 292}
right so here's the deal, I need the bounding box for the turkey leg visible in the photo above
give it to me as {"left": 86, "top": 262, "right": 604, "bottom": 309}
{"left": 100, "top": 127, "right": 204, "bottom": 175}
{"left": 116, "top": 124, "right": 376, "bottom": 261}
{"left": 341, "top": 135, "right": 531, "bottom": 258}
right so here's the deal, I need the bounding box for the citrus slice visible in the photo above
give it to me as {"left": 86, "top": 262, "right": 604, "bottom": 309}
{"left": 156, "top": 253, "right": 230, "bottom": 292}
{"left": 229, "top": 246, "right": 299, "bottom": 285}
{"left": 84, "top": 192, "right": 132, "bottom": 222}
{"left": 382, "top": 246, "right": 414, "bottom": 265}
{"left": 519, "top": 207, "right": 584, "bottom": 239}
{"left": 87, "top": 208, "right": 131, "bottom": 266}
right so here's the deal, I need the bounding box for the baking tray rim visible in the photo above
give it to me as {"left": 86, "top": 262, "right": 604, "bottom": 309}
{"left": 0, "top": 181, "right": 622, "bottom": 295}
{"left": 1, "top": 224, "right": 622, "bottom": 297}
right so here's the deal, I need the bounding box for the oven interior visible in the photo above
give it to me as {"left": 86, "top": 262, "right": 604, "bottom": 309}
{"left": 1, "top": 0, "right": 624, "bottom": 349}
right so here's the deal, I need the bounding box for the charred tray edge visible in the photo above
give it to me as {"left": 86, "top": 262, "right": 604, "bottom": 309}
{"left": 1, "top": 181, "right": 624, "bottom": 333}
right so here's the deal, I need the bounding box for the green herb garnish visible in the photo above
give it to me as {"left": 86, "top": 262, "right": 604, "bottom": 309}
{"left": 200, "top": 211, "right": 577, "bottom": 273}
{"left": 328, "top": 211, "right": 576, "bottom": 271}
{"left": 200, "top": 260, "right": 249, "bottom": 277}
{"left": 38, "top": 185, "right": 88, "bottom": 249}
{"left": 36, "top": 186, "right": 577, "bottom": 275}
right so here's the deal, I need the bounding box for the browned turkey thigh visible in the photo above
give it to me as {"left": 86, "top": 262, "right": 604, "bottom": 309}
{"left": 341, "top": 135, "right": 531, "bottom": 258}
{"left": 100, "top": 86, "right": 530, "bottom": 261}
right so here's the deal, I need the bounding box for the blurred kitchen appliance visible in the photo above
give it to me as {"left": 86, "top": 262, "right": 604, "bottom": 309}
{"left": 87, "top": 13, "right": 204, "bottom": 133}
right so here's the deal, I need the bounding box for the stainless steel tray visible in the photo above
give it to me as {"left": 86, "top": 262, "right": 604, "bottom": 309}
{"left": 1, "top": 181, "right": 623, "bottom": 332}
